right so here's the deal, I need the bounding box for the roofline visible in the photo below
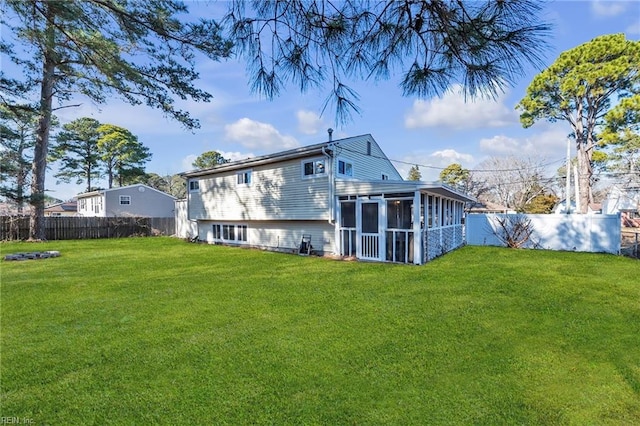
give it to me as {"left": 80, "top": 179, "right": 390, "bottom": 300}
{"left": 335, "top": 178, "right": 476, "bottom": 202}
{"left": 76, "top": 184, "right": 176, "bottom": 199}
{"left": 181, "top": 134, "right": 376, "bottom": 178}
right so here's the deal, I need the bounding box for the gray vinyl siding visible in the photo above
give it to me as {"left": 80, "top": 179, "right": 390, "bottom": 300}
{"left": 189, "top": 156, "right": 331, "bottom": 221}
{"left": 331, "top": 135, "right": 403, "bottom": 181}
{"left": 197, "top": 220, "right": 335, "bottom": 254}
{"left": 103, "top": 186, "right": 176, "bottom": 217}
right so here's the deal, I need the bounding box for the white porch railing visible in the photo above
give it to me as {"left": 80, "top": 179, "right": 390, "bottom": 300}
{"left": 361, "top": 233, "right": 380, "bottom": 260}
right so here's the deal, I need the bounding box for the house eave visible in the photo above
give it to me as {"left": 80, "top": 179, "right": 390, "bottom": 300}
{"left": 76, "top": 184, "right": 176, "bottom": 200}
{"left": 180, "top": 134, "right": 383, "bottom": 179}
{"left": 335, "top": 179, "right": 475, "bottom": 203}
{"left": 181, "top": 144, "right": 330, "bottom": 178}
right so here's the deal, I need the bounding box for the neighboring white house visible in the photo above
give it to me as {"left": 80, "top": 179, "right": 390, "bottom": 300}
{"left": 553, "top": 199, "right": 601, "bottom": 215}
{"left": 180, "top": 134, "right": 474, "bottom": 264}
{"left": 77, "top": 184, "right": 176, "bottom": 217}
{"left": 602, "top": 186, "right": 640, "bottom": 227}
{"left": 602, "top": 186, "right": 640, "bottom": 214}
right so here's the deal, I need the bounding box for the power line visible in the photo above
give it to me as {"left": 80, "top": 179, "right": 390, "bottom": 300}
{"left": 332, "top": 143, "right": 567, "bottom": 173}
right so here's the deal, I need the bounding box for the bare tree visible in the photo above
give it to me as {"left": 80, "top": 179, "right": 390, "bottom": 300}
{"left": 474, "top": 156, "right": 552, "bottom": 212}
{"left": 490, "top": 214, "right": 536, "bottom": 249}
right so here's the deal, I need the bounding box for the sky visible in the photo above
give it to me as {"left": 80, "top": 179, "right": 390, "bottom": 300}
{"left": 38, "top": 1, "right": 640, "bottom": 200}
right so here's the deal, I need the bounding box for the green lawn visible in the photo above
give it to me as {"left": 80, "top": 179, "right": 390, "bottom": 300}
{"left": 1, "top": 238, "right": 639, "bottom": 425}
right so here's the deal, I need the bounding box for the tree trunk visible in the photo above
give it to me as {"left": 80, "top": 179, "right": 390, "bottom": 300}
{"left": 87, "top": 164, "right": 92, "bottom": 192}
{"left": 577, "top": 147, "right": 592, "bottom": 213}
{"left": 16, "top": 142, "right": 26, "bottom": 215}
{"left": 572, "top": 105, "right": 593, "bottom": 214}
{"left": 108, "top": 163, "right": 113, "bottom": 188}
{"left": 29, "top": 4, "right": 56, "bottom": 240}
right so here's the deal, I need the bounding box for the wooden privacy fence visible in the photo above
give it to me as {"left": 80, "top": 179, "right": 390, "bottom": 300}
{"left": 0, "top": 216, "right": 175, "bottom": 241}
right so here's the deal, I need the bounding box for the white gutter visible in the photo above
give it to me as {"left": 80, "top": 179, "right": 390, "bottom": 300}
{"left": 322, "top": 144, "right": 335, "bottom": 224}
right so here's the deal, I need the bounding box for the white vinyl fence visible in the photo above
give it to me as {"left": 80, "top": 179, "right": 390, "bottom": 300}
{"left": 466, "top": 213, "right": 621, "bottom": 254}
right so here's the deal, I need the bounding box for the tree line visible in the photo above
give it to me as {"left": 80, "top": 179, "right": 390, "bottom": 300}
{"left": 1, "top": 104, "right": 231, "bottom": 205}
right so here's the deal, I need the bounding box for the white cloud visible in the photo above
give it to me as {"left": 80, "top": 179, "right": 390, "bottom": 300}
{"left": 590, "top": 0, "right": 628, "bottom": 17}
{"left": 479, "top": 135, "right": 522, "bottom": 155}
{"left": 479, "top": 125, "right": 570, "bottom": 161}
{"left": 224, "top": 118, "right": 299, "bottom": 150}
{"left": 296, "top": 110, "right": 324, "bottom": 135}
{"left": 181, "top": 154, "right": 198, "bottom": 171}
{"left": 627, "top": 20, "right": 640, "bottom": 34}
{"left": 218, "top": 150, "right": 255, "bottom": 162}
{"left": 431, "top": 149, "right": 475, "bottom": 165}
{"left": 404, "top": 85, "right": 516, "bottom": 130}
{"left": 395, "top": 149, "right": 475, "bottom": 181}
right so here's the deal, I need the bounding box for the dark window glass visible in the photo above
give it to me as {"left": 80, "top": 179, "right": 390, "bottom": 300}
{"left": 387, "top": 200, "right": 412, "bottom": 229}
{"left": 341, "top": 202, "right": 356, "bottom": 227}
{"left": 362, "top": 202, "right": 379, "bottom": 233}
{"left": 304, "top": 162, "right": 314, "bottom": 176}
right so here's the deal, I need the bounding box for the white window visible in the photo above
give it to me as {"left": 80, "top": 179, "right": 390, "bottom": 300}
{"left": 189, "top": 180, "right": 200, "bottom": 192}
{"left": 119, "top": 195, "right": 131, "bottom": 205}
{"left": 222, "top": 224, "right": 235, "bottom": 240}
{"left": 79, "top": 199, "right": 86, "bottom": 210}
{"left": 337, "top": 159, "right": 354, "bottom": 177}
{"left": 212, "top": 223, "right": 248, "bottom": 243}
{"left": 237, "top": 225, "right": 248, "bottom": 242}
{"left": 302, "top": 159, "right": 326, "bottom": 178}
{"left": 236, "top": 170, "right": 251, "bottom": 185}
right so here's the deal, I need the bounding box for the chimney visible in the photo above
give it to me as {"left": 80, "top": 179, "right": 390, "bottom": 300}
{"left": 327, "top": 128, "right": 333, "bottom": 142}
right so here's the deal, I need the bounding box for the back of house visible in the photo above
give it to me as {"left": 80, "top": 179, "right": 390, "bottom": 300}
{"left": 181, "top": 134, "right": 473, "bottom": 264}
{"left": 183, "top": 134, "right": 401, "bottom": 254}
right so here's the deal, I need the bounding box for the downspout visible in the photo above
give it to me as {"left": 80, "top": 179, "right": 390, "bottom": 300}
{"left": 322, "top": 128, "right": 335, "bottom": 225}
{"left": 186, "top": 177, "right": 198, "bottom": 240}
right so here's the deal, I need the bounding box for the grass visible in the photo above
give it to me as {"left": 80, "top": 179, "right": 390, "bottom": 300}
{"left": 1, "top": 237, "right": 639, "bottom": 425}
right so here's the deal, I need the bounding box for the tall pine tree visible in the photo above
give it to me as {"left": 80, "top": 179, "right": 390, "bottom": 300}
{"left": 1, "top": 0, "right": 231, "bottom": 239}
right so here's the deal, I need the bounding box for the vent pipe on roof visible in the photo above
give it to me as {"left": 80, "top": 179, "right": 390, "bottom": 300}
{"left": 327, "top": 128, "right": 333, "bottom": 142}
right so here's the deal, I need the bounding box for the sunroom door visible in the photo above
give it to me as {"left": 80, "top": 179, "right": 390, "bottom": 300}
{"left": 358, "top": 201, "right": 382, "bottom": 260}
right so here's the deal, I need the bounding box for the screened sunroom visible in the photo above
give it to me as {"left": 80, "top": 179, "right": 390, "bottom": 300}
{"left": 334, "top": 181, "right": 474, "bottom": 265}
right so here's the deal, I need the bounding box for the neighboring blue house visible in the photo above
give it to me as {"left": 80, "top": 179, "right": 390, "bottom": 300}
{"left": 77, "top": 184, "right": 176, "bottom": 218}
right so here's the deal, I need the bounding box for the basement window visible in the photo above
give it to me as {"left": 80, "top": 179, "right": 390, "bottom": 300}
{"left": 213, "top": 223, "right": 248, "bottom": 243}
